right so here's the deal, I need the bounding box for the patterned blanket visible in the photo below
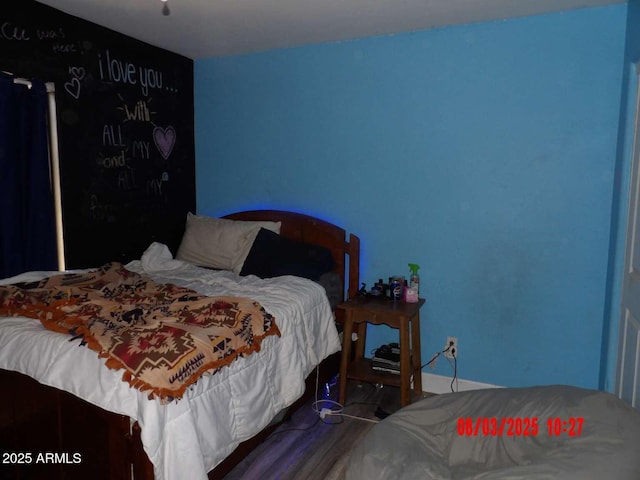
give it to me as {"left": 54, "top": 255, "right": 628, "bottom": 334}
{"left": 0, "top": 263, "right": 280, "bottom": 402}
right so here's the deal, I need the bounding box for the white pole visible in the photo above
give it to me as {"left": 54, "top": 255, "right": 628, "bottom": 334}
{"left": 45, "top": 82, "right": 66, "bottom": 271}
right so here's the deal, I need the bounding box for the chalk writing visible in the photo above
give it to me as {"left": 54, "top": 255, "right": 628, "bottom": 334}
{"left": 132, "top": 140, "right": 150, "bottom": 159}
{"left": 139, "top": 66, "right": 162, "bottom": 96}
{"left": 89, "top": 194, "right": 115, "bottom": 222}
{"left": 120, "top": 98, "right": 153, "bottom": 122}
{"left": 103, "top": 125, "right": 126, "bottom": 146}
{"left": 0, "top": 22, "right": 30, "bottom": 41}
{"left": 4, "top": 1, "right": 195, "bottom": 268}
{"left": 117, "top": 168, "right": 136, "bottom": 190}
{"left": 52, "top": 43, "right": 77, "bottom": 54}
{"left": 98, "top": 50, "right": 136, "bottom": 86}
{"left": 146, "top": 177, "right": 163, "bottom": 197}
{"left": 98, "top": 150, "right": 127, "bottom": 169}
{"left": 37, "top": 28, "right": 65, "bottom": 40}
{"left": 98, "top": 49, "right": 166, "bottom": 96}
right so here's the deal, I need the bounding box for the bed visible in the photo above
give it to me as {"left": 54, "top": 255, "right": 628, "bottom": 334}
{"left": 0, "top": 209, "right": 360, "bottom": 480}
{"left": 345, "top": 385, "right": 640, "bottom": 480}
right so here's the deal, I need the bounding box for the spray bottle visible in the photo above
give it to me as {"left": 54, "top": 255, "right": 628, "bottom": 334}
{"left": 408, "top": 263, "right": 420, "bottom": 295}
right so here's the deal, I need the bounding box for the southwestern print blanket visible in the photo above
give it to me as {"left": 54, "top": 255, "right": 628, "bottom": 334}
{"left": 0, "top": 263, "right": 279, "bottom": 402}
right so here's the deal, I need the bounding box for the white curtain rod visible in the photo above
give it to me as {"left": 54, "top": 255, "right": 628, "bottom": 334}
{"left": 8, "top": 73, "right": 65, "bottom": 270}
{"left": 11, "top": 75, "right": 55, "bottom": 93}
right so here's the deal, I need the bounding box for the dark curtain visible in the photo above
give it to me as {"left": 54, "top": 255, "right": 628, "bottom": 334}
{"left": 0, "top": 73, "right": 57, "bottom": 279}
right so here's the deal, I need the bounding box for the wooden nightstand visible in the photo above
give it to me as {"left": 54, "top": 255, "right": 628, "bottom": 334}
{"left": 336, "top": 297, "right": 425, "bottom": 407}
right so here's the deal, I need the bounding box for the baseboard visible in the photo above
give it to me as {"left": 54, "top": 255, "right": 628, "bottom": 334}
{"left": 421, "top": 372, "right": 502, "bottom": 394}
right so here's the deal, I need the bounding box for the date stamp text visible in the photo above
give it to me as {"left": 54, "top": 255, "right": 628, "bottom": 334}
{"left": 457, "top": 417, "right": 584, "bottom": 437}
{"left": 2, "top": 452, "right": 82, "bottom": 465}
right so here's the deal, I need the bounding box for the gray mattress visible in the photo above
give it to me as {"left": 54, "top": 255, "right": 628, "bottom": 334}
{"left": 346, "top": 385, "right": 640, "bottom": 480}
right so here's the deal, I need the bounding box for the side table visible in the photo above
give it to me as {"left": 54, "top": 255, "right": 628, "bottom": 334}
{"left": 336, "top": 297, "right": 425, "bottom": 407}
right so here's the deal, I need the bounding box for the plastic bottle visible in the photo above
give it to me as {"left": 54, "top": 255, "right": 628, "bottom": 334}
{"left": 408, "top": 263, "right": 420, "bottom": 295}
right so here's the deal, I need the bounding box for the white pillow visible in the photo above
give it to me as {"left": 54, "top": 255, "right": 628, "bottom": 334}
{"left": 176, "top": 213, "right": 281, "bottom": 273}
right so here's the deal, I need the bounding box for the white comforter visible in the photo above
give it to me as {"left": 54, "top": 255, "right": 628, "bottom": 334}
{"left": 0, "top": 243, "right": 341, "bottom": 480}
{"left": 346, "top": 385, "right": 640, "bottom": 479}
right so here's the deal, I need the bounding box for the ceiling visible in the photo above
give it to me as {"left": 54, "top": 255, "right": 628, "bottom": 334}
{"left": 36, "top": 0, "right": 624, "bottom": 59}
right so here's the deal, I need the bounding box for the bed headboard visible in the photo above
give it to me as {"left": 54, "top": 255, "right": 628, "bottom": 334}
{"left": 223, "top": 210, "right": 360, "bottom": 301}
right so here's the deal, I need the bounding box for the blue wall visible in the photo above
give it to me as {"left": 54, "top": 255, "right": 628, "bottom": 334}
{"left": 194, "top": 5, "right": 626, "bottom": 389}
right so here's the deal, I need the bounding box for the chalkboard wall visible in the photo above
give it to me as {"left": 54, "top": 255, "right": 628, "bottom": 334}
{"left": 2, "top": 1, "right": 195, "bottom": 268}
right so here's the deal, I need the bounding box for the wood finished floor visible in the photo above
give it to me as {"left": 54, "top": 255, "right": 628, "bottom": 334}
{"left": 223, "top": 379, "right": 433, "bottom": 480}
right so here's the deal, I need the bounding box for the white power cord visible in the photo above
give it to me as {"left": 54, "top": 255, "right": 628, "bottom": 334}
{"left": 312, "top": 366, "right": 379, "bottom": 424}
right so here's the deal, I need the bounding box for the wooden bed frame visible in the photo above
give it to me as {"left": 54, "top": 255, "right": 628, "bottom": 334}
{"left": 0, "top": 210, "right": 360, "bottom": 480}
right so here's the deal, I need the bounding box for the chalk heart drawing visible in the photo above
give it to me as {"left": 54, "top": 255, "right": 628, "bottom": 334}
{"left": 64, "top": 77, "right": 81, "bottom": 99}
{"left": 153, "top": 126, "right": 176, "bottom": 160}
{"left": 69, "top": 67, "right": 85, "bottom": 80}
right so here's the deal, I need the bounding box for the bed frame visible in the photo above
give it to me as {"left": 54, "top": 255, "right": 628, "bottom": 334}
{"left": 0, "top": 210, "right": 360, "bottom": 480}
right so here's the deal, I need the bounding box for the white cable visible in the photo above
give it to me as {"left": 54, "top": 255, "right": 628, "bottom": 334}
{"left": 326, "top": 411, "right": 379, "bottom": 424}
{"left": 312, "top": 398, "right": 343, "bottom": 416}
{"left": 312, "top": 366, "right": 380, "bottom": 424}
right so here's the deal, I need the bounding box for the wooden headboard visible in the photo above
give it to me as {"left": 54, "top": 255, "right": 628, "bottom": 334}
{"left": 223, "top": 210, "right": 360, "bottom": 301}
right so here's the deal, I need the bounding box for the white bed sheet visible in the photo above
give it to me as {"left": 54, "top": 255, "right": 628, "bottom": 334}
{"left": 0, "top": 243, "right": 341, "bottom": 480}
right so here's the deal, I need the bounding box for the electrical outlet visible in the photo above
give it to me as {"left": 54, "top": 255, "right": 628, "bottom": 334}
{"left": 444, "top": 336, "right": 458, "bottom": 359}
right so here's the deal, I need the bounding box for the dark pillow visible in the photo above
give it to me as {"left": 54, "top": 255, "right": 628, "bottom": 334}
{"left": 316, "top": 271, "right": 343, "bottom": 310}
{"left": 240, "top": 228, "right": 335, "bottom": 280}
